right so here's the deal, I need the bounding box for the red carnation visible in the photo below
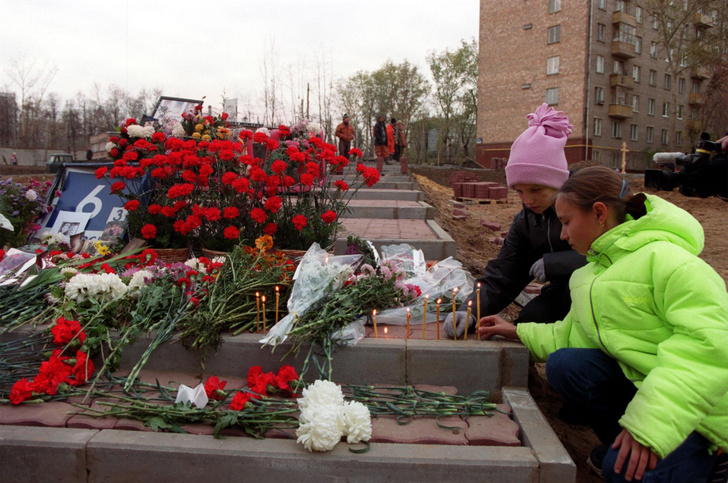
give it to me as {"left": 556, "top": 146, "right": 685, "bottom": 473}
{"left": 270, "top": 159, "right": 288, "bottom": 174}
{"left": 223, "top": 226, "right": 240, "bottom": 240}
{"left": 141, "top": 224, "right": 157, "bottom": 239}
{"left": 221, "top": 172, "right": 237, "bottom": 185}
{"left": 124, "top": 200, "right": 140, "bottom": 211}
{"left": 51, "top": 317, "right": 86, "bottom": 346}
{"left": 250, "top": 208, "right": 267, "bottom": 224}
{"left": 292, "top": 214, "right": 308, "bottom": 231}
{"left": 334, "top": 180, "right": 349, "bottom": 191}
{"left": 204, "top": 376, "right": 228, "bottom": 400}
{"left": 230, "top": 391, "right": 257, "bottom": 411}
{"left": 95, "top": 166, "right": 108, "bottom": 179}
{"left": 0, "top": 249, "right": 5, "bottom": 261}
{"left": 348, "top": 148, "right": 363, "bottom": 158}
{"left": 110, "top": 181, "right": 126, "bottom": 194}
{"left": 253, "top": 132, "right": 268, "bottom": 143}
{"left": 263, "top": 222, "right": 278, "bottom": 235}
{"left": 9, "top": 378, "right": 35, "bottom": 405}
{"left": 300, "top": 174, "right": 314, "bottom": 186}
{"left": 264, "top": 196, "right": 282, "bottom": 213}
{"left": 148, "top": 204, "right": 162, "bottom": 215}
{"left": 321, "top": 210, "right": 337, "bottom": 224}
{"left": 223, "top": 207, "right": 239, "bottom": 219}
{"left": 71, "top": 351, "right": 95, "bottom": 386}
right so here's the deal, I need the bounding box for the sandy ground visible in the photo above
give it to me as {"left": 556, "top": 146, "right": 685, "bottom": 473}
{"left": 412, "top": 166, "right": 727, "bottom": 482}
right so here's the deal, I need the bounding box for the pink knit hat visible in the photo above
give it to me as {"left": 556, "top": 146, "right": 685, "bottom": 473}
{"left": 506, "top": 103, "right": 573, "bottom": 189}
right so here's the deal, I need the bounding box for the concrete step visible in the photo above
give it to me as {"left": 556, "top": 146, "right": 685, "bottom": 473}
{"left": 342, "top": 200, "right": 434, "bottom": 220}
{"left": 331, "top": 174, "right": 413, "bottom": 184}
{"left": 342, "top": 189, "right": 423, "bottom": 202}
{"left": 335, "top": 218, "right": 456, "bottom": 260}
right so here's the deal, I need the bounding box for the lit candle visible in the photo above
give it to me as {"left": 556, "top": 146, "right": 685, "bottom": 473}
{"left": 477, "top": 282, "right": 482, "bottom": 341}
{"left": 406, "top": 307, "right": 411, "bottom": 339}
{"left": 451, "top": 287, "right": 458, "bottom": 340}
{"left": 384, "top": 326, "right": 389, "bottom": 338}
{"left": 465, "top": 300, "right": 472, "bottom": 341}
{"left": 255, "top": 292, "right": 261, "bottom": 333}
{"left": 372, "top": 309, "right": 378, "bottom": 339}
{"left": 436, "top": 298, "right": 441, "bottom": 340}
{"left": 261, "top": 295, "right": 267, "bottom": 332}
{"left": 275, "top": 286, "right": 280, "bottom": 324}
{"left": 422, "top": 295, "right": 429, "bottom": 340}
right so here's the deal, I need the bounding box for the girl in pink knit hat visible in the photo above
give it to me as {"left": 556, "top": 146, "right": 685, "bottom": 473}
{"left": 445, "top": 103, "right": 585, "bottom": 339}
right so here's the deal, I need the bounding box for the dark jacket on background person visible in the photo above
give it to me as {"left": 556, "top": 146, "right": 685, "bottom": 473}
{"left": 373, "top": 120, "right": 388, "bottom": 146}
{"left": 463, "top": 204, "right": 586, "bottom": 323}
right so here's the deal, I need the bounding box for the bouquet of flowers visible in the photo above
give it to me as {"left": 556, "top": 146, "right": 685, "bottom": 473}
{"left": 99, "top": 105, "right": 379, "bottom": 252}
{"left": 0, "top": 178, "right": 53, "bottom": 248}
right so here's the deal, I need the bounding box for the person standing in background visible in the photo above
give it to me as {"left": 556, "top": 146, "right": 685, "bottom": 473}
{"left": 335, "top": 114, "right": 355, "bottom": 161}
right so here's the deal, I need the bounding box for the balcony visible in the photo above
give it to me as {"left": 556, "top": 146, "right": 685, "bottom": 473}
{"left": 689, "top": 93, "right": 704, "bottom": 105}
{"left": 610, "top": 74, "right": 634, "bottom": 88}
{"left": 608, "top": 104, "right": 634, "bottom": 119}
{"left": 612, "top": 11, "right": 636, "bottom": 27}
{"left": 612, "top": 40, "right": 636, "bottom": 59}
{"left": 694, "top": 12, "right": 714, "bottom": 28}
{"left": 691, "top": 65, "right": 711, "bottom": 79}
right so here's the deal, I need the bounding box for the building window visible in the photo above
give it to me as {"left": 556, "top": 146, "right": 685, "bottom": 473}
{"left": 630, "top": 124, "right": 639, "bottom": 141}
{"left": 646, "top": 126, "right": 654, "bottom": 143}
{"left": 663, "top": 101, "right": 670, "bottom": 117}
{"left": 635, "top": 6, "right": 644, "bottom": 23}
{"left": 652, "top": 16, "right": 659, "bottom": 30}
{"left": 597, "top": 23, "right": 606, "bottom": 42}
{"left": 649, "top": 70, "right": 657, "bottom": 86}
{"left": 661, "top": 129, "right": 669, "bottom": 145}
{"left": 615, "top": 0, "right": 626, "bottom": 12}
{"left": 678, "top": 77, "right": 686, "bottom": 93}
{"left": 664, "top": 74, "right": 672, "bottom": 90}
{"left": 633, "top": 65, "right": 641, "bottom": 83}
{"left": 596, "top": 55, "right": 605, "bottom": 73}
{"left": 648, "top": 98, "right": 655, "bottom": 115}
{"left": 595, "top": 86, "right": 605, "bottom": 104}
{"left": 548, "top": 25, "right": 561, "bottom": 44}
{"left": 593, "top": 150, "right": 601, "bottom": 162}
{"left": 549, "top": 0, "right": 561, "bottom": 13}
{"left": 650, "top": 42, "right": 658, "bottom": 58}
{"left": 677, "top": 104, "right": 684, "bottom": 119}
{"left": 594, "top": 118, "right": 603, "bottom": 136}
{"left": 547, "top": 56, "right": 560, "bottom": 75}
{"left": 613, "top": 60, "right": 625, "bottom": 75}
{"left": 546, "top": 87, "right": 559, "bottom": 105}
{"left": 611, "top": 121, "right": 622, "bottom": 139}
{"left": 676, "top": 131, "right": 683, "bottom": 146}
{"left": 598, "top": 0, "right": 606, "bottom": 10}
{"left": 635, "top": 36, "right": 642, "bottom": 54}
{"left": 633, "top": 95, "right": 640, "bottom": 112}
{"left": 692, "top": 81, "right": 701, "bottom": 94}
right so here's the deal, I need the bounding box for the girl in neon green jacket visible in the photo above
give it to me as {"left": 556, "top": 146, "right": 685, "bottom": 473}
{"left": 479, "top": 166, "right": 728, "bottom": 482}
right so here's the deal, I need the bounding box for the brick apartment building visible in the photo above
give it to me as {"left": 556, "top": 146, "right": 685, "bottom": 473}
{"left": 477, "top": 0, "right": 719, "bottom": 171}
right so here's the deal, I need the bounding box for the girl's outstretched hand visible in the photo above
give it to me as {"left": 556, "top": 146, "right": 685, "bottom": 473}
{"left": 477, "top": 315, "right": 519, "bottom": 341}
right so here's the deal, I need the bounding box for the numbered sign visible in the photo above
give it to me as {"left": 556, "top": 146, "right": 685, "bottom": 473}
{"left": 42, "top": 166, "right": 127, "bottom": 240}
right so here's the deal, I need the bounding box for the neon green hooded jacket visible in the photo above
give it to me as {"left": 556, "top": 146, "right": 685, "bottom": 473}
{"left": 516, "top": 194, "right": 728, "bottom": 459}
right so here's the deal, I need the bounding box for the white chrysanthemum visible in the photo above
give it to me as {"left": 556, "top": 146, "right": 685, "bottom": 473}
{"left": 105, "top": 142, "right": 115, "bottom": 153}
{"left": 306, "top": 121, "right": 322, "bottom": 134}
{"left": 127, "top": 125, "right": 155, "bottom": 139}
{"left": 339, "top": 401, "right": 372, "bottom": 444}
{"left": 172, "top": 122, "right": 186, "bottom": 138}
{"left": 298, "top": 379, "right": 344, "bottom": 411}
{"left": 128, "top": 270, "right": 153, "bottom": 292}
{"left": 24, "top": 189, "right": 38, "bottom": 201}
{"left": 60, "top": 267, "right": 78, "bottom": 277}
{"left": 296, "top": 405, "right": 344, "bottom": 452}
{"left": 40, "top": 230, "right": 68, "bottom": 246}
{"left": 255, "top": 126, "right": 270, "bottom": 135}
{"left": 184, "top": 258, "right": 201, "bottom": 270}
{"left": 64, "top": 273, "right": 127, "bottom": 303}
{"left": 212, "top": 256, "right": 226, "bottom": 265}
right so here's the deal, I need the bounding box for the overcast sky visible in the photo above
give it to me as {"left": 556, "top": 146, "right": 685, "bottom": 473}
{"left": 1, "top": 0, "right": 479, "bottom": 119}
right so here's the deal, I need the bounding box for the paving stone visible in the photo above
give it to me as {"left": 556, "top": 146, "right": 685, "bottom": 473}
{"left": 0, "top": 401, "right": 75, "bottom": 428}
{"left": 465, "top": 404, "right": 521, "bottom": 447}
{"left": 113, "top": 417, "right": 155, "bottom": 432}
{"left": 452, "top": 214, "right": 468, "bottom": 221}
{"left": 524, "top": 283, "right": 543, "bottom": 295}
{"left": 481, "top": 219, "right": 502, "bottom": 231}
{"left": 263, "top": 426, "right": 297, "bottom": 440}
{"left": 501, "top": 231, "right": 510, "bottom": 238}
{"left": 413, "top": 384, "right": 458, "bottom": 395}
{"left": 181, "top": 423, "right": 216, "bottom": 436}
{"left": 66, "top": 401, "right": 118, "bottom": 430}
{"left": 370, "top": 415, "right": 468, "bottom": 445}
{"left": 452, "top": 208, "right": 469, "bottom": 217}
{"left": 491, "top": 237, "right": 504, "bottom": 246}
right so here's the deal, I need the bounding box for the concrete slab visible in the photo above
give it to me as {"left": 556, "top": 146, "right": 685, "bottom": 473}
{"left": 0, "top": 426, "right": 96, "bottom": 483}
{"left": 343, "top": 188, "right": 423, "bottom": 202}
{"left": 343, "top": 200, "right": 434, "bottom": 220}
{"left": 331, "top": 174, "right": 413, "bottom": 184}
{"left": 336, "top": 219, "right": 457, "bottom": 260}
{"left": 503, "top": 387, "right": 577, "bottom": 483}
{"left": 465, "top": 404, "right": 520, "bottom": 447}
{"left": 85, "top": 430, "right": 539, "bottom": 482}
{"left": 0, "top": 401, "right": 75, "bottom": 428}
{"left": 370, "top": 415, "right": 468, "bottom": 445}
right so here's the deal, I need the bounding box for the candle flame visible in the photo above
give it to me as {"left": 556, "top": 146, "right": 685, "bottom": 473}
{"left": 373, "top": 309, "right": 377, "bottom": 316}
{"left": 275, "top": 286, "right": 279, "bottom": 293}
{"left": 256, "top": 292, "right": 260, "bottom": 297}
{"left": 436, "top": 298, "right": 442, "bottom": 304}
{"left": 477, "top": 282, "right": 481, "bottom": 288}
{"left": 468, "top": 300, "right": 472, "bottom": 307}
{"left": 425, "top": 294, "right": 430, "bottom": 300}
{"left": 453, "top": 287, "right": 458, "bottom": 293}
{"left": 261, "top": 295, "right": 266, "bottom": 302}
{"left": 384, "top": 327, "right": 388, "bottom": 335}
{"left": 406, "top": 307, "right": 410, "bottom": 313}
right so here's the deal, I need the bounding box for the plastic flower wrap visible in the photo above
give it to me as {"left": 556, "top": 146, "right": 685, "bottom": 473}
{"left": 260, "top": 243, "right": 362, "bottom": 346}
